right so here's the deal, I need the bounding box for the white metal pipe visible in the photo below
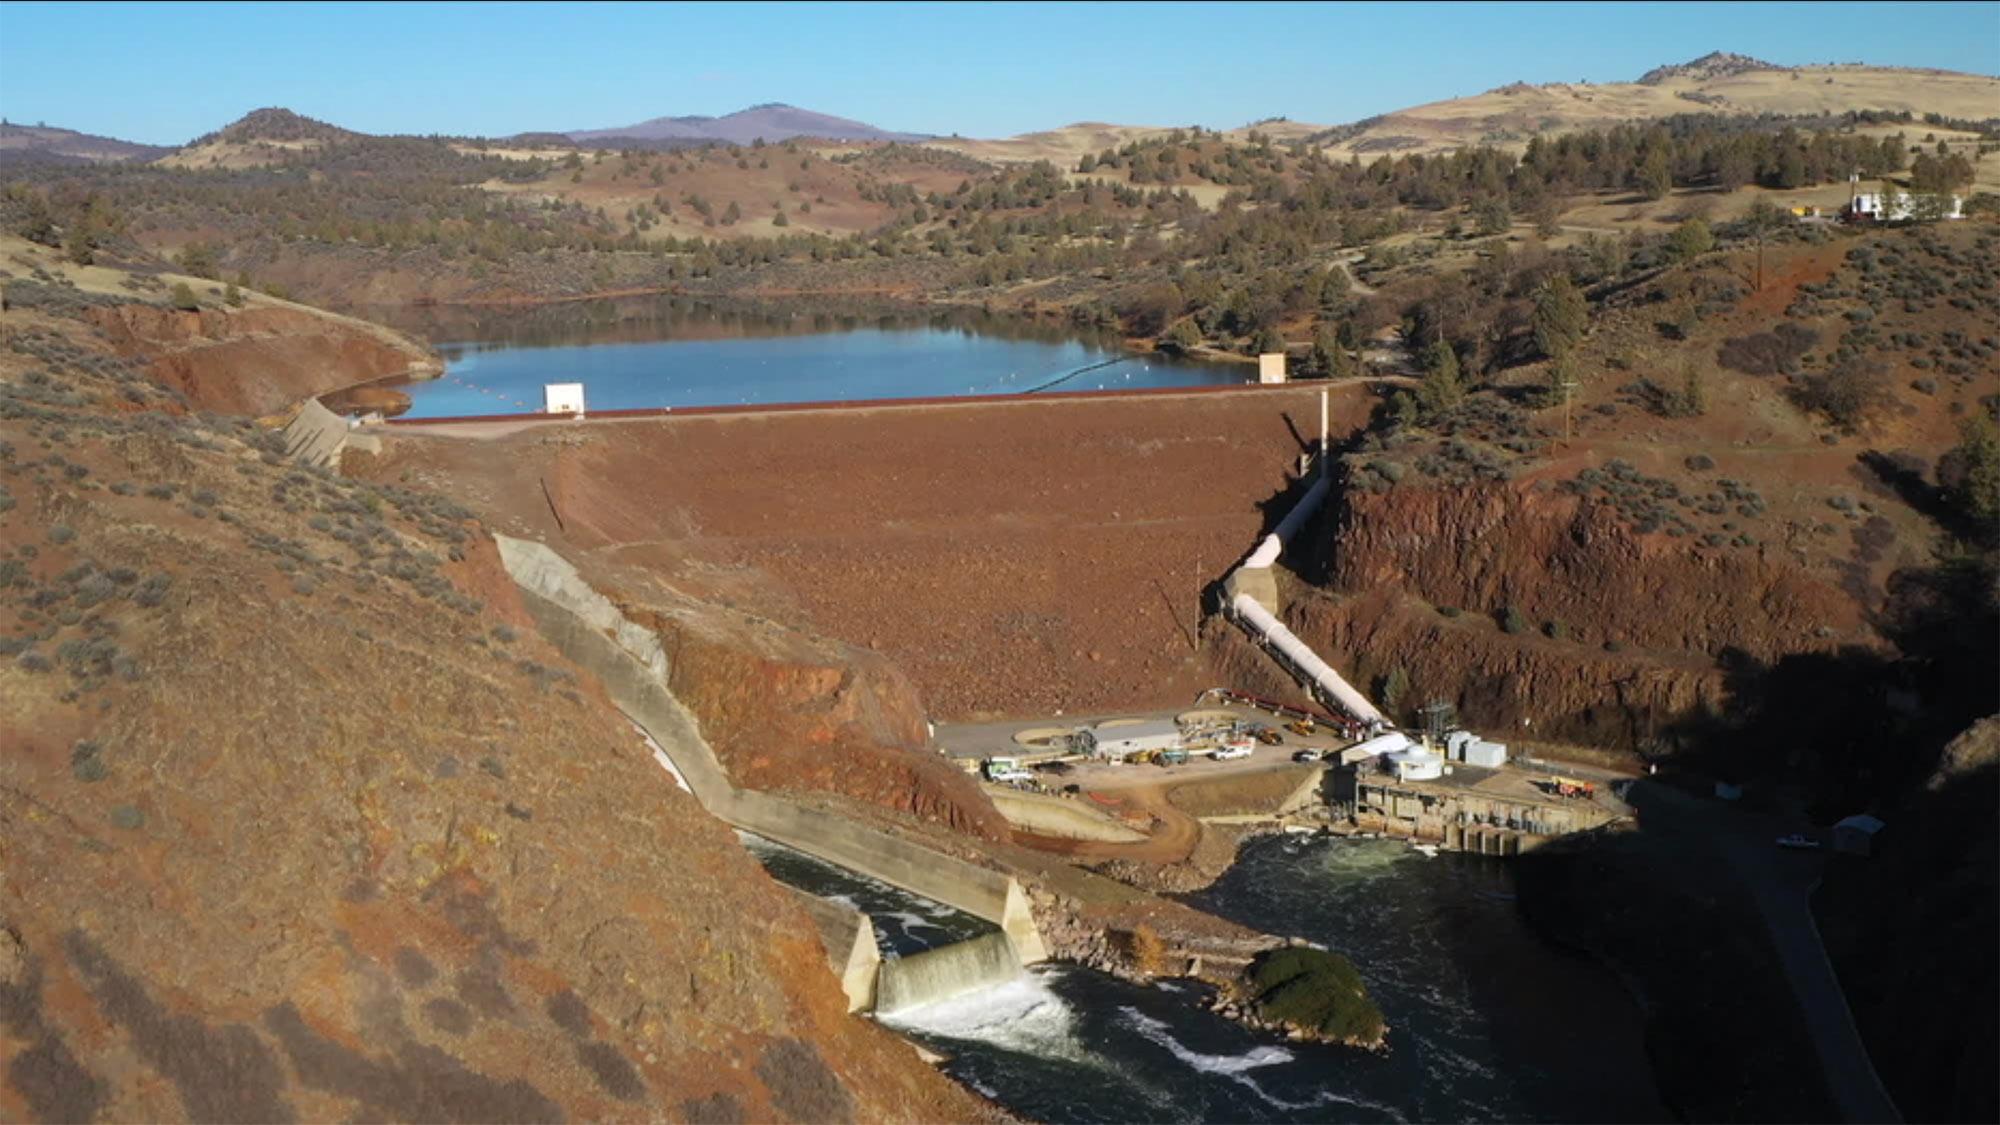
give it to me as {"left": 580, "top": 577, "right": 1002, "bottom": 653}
{"left": 1231, "top": 593, "right": 1385, "bottom": 725}
{"left": 1241, "top": 477, "right": 1330, "bottom": 570}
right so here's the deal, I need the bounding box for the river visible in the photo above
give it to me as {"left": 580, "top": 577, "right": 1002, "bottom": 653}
{"left": 753, "top": 831, "right": 1666, "bottom": 1123}
{"left": 370, "top": 297, "right": 1245, "bottom": 416}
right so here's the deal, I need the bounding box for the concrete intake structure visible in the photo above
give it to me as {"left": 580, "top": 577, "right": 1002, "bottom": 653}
{"left": 492, "top": 535, "right": 1049, "bottom": 1009}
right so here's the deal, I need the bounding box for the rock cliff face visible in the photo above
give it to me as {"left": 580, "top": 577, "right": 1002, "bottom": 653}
{"left": 1325, "top": 482, "right": 1864, "bottom": 659}
{"left": 1256, "top": 478, "right": 1870, "bottom": 751}
{"left": 0, "top": 290, "right": 983, "bottom": 1122}
{"left": 87, "top": 302, "right": 439, "bottom": 416}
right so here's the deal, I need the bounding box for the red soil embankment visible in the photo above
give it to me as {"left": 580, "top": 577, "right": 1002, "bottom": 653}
{"left": 89, "top": 303, "right": 439, "bottom": 415}
{"left": 384, "top": 386, "right": 1384, "bottom": 721}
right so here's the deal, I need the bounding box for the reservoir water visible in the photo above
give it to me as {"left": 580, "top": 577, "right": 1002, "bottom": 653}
{"left": 376, "top": 299, "right": 1245, "bottom": 417}
{"left": 881, "top": 837, "right": 1668, "bottom": 1124}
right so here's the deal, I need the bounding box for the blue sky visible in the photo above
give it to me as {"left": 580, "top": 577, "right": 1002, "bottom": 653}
{"left": 1, "top": 1, "right": 1994, "bottom": 144}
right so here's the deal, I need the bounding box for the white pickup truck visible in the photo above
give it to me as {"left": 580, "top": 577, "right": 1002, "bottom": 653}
{"left": 1210, "top": 738, "right": 1254, "bottom": 761}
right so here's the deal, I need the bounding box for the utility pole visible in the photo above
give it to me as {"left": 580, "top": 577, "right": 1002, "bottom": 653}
{"left": 1319, "top": 387, "right": 1329, "bottom": 478}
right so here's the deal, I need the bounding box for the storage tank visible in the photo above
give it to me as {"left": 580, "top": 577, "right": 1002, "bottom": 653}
{"left": 1387, "top": 746, "right": 1445, "bottom": 781}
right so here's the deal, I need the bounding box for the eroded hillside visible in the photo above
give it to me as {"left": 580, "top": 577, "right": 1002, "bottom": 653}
{"left": 0, "top": 241, "right": 986, "bottom": 1122}
{"left": 1262, "top": 222, "right": 2000, "bottom": 766}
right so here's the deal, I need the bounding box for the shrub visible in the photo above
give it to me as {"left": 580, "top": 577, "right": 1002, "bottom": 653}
{"left": 1718, "top": 323, "right": 1817, "bottom": 377}
{"left": 71, "top": 741, "right": 107, "bottom": 783}
{"left": 169, "top": 282, "right": 200, "bottom": 311}
{"left": 1793, "top": 357, "right": 1892, "bottom": 430}
{"left": 1247, "top": 947, "right": 1384, "bottom": 1045}
{"left": 1499, "top": 606, "right": 1528, "bottom": 635}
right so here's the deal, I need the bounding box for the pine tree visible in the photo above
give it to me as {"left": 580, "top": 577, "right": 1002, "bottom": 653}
{"left": 1668, "top": 218, "right": 1713, "bottom": 261}
{"left": 1532, "top": 275, "right": 1588, "bottom": 360}
{"left": 1637, "top": 149, "right": 1672, "bottom": 200}
{"left": 1417, "top": 339, "right": 1463, "bottom": 415}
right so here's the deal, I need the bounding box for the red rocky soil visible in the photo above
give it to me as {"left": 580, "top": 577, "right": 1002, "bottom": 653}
{"left": 0, "top": 298, "right": 987, "bottom": 1122}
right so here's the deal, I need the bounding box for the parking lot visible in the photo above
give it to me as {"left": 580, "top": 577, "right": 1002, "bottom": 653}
{"left": 931, "top": 702, "right": 1359, "bottom": 793}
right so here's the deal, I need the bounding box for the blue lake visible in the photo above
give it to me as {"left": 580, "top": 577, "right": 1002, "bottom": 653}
{"left": 379, "top": 300, "right": 1246, "bottom": 417}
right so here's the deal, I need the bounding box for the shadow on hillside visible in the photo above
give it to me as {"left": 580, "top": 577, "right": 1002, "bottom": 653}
{"left": 1658, "top": 552, "right": 1997, "bottom": 818}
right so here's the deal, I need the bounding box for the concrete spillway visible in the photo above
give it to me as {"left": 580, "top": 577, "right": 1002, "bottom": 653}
{"left": 875, "top": 931, "right": 1026, "bottom": 1015}
{"left": 492, "top": 534, "right": 1047, "bottom": 1012}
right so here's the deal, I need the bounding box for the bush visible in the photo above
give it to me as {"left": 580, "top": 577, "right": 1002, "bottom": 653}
{"left": 169, "top": 282, "right": 200, "bottom": 311}
{"left": 1718, "top": 323, "right": 1816, "bottom": 377}
{"left": 1793, "top": 357, "right": 1892, "bottom": 430}
{"left": 1499, "top": 606, "right": 1529, "bottom": 635}
{"left": 1247, "top": 947, "right": 1384, "bottom": 1045}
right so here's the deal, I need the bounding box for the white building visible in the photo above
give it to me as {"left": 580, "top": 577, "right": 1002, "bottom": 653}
{"left": 1847, "top": 192, "right": 1964, "bottom": 222}
{"left": 1258, "top": 352, "right": 1288, "bottom": 385}
{"left": 544, "top": 382, "right": 587, "bottom": 417}
{"left": 1088, "top": 720, "right": 1183, "bottom": 761}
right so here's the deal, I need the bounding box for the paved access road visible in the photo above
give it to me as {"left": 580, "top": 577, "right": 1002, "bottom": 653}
{"left": 1626, "top": 781, "right": 1902, "bottom": 1124}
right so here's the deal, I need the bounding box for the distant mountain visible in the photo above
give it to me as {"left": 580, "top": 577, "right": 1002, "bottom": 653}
{"left": 196, "top": 107, "right": 359, "bottom": 147}
{"left": 569, "top": 103, "right": 928, "bottom": 146}
{"left": 0, "top": 121, "right": 171, "bottom": 165}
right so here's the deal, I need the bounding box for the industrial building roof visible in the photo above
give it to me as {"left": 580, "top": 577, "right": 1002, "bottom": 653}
{"left": 1092, "top": 719, "right": 1181, "bottom": 742}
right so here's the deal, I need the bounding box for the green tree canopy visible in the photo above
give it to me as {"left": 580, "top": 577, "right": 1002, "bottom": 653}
{"left": 1416, "top": 338, "right": 1464, "bottom": 414}
{"left": 1532, "top": 274, "right": 1588, "bottom": 360}
{"left": 1668, "top": 217, "right": 1713, "bottom": 261}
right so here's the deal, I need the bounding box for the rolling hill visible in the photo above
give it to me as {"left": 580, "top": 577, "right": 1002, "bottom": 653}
{"left": 0, "top": 121, "right": 170, "bottom": 164}
{"left": 1307, "top": 54, "right": 2000, "bottom": 158}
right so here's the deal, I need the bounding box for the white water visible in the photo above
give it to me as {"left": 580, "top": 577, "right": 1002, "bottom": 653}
{"left": 879, "top": 972, "right": 1096, "bottom": 1068}
{"left": 876, "top": 930, "right": 1025, "bottom": 1014}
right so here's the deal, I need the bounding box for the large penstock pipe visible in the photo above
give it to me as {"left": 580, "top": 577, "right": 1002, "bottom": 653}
{"left": 1241, "top": 476, "right": 1330, "bottom": 570}
{"left": 1230, "top": 593, "right": 1385, "bottom": 726}
{"left": 1226, "top": 428, "right": 1387, "bottom": 729}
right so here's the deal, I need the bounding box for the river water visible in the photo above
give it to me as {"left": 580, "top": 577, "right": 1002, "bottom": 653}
{"left": 736, "top": 831, "right": 996, "bottom": 957}
{"left": 375, "top": 298, "right": 1245, "bottom": 417}
{"left": 879, "top": 837, "right": 1668, "bottom": 1124}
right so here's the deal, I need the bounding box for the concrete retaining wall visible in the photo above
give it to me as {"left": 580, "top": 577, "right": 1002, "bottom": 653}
{"left": 282, "top": 399, "right": 351, "bottom": 467}
{"left": 987, "top": 788, "right": 1148, "bottom": 843}
{"left": 495, "top": 535, "right": 1048, "bottom": 966}
{"left": 788, "top": 888, "right": 880, "bottom": 1012}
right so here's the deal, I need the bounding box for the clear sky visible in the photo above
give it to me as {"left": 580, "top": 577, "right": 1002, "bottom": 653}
{"left": 1, "top": 1, "right": 1995, "bottom": 144}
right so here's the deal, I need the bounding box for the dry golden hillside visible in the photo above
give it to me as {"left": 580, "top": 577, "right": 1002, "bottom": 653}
{"left": 1320, "top": 61, "right": 2000, "bottom": 158}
